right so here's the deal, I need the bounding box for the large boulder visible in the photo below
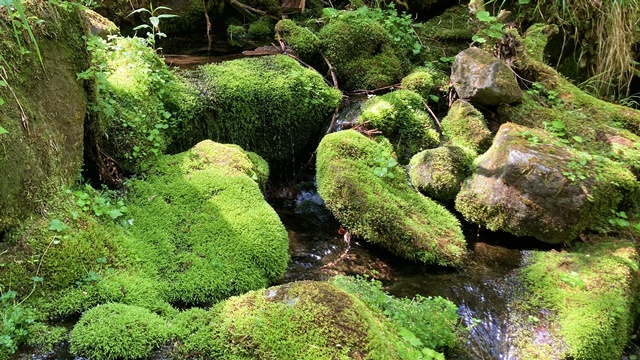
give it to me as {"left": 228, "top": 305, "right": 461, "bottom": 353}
{"left": 317, "top": 130, "right": 466, "bottom": 266}
{"left": 0, "top": 8, "right": 88, "bottom": 232}
{"left": 455, "top": 123, "right": 638, "bottom": 244}
{"left": 451, "top": 47, "right": 523, "bottom": 106}
{"left": 409, "top": 144, "right": 474, "bottom": 202}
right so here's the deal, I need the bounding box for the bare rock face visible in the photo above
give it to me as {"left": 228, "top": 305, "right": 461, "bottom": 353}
{"left": 451, "top": 47, "right": 523, "bottom": 106}
{"left": 455, "top": 123, "right": 637, "bottom": 244}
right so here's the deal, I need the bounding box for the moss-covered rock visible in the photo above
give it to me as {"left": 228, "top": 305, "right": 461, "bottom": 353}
{"left": 81, "top": 9, "right": 119, "bottom": 38}
{"left": 171, "top": 281, "right": 406, "bottom": 359}
{"left": 512, "top": 239, "right": 639, "bottom": 359}
{"left": 319, "top": 9, "right": 407, "bottom": 90}
{"left": 441, "top": 100, "right": 492, "bottom": 155}
{"left": 0, "top": 6, "right": 88, "bottom": 232}
{"left": 275, "top": 19, "right": 321, "bottom": 64}
{"left": 455, "top": 123, "right": 638, "bottom": 244}
{"left": 184, "top": 55, "right": 341, "bottom": 165}
{"left": 70, "top": 303, "right": 168, "bottom": 360}
{"left": 400, "top": 67, "right": 448, "bottom": 101}
{"left": 316, "top": 130, "right": 466, "bottom": 266}
{"left": 409, "top": 145, "right": 475, "bottom": 202}
{"left": 125, "top": 140, "right": 289, "bottom": 304}
{"left": 357, "top": 90, "right": 440, "bottom": 162}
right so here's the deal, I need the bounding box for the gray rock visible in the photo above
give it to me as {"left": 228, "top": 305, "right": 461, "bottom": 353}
{"left": 455, "top": 123, "right": 637, "bottom": 244}
{"left": 451, "top": 47, "right": 523, "bottom": 106}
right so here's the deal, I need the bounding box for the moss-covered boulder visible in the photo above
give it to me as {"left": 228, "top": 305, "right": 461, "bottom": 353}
{"left": 172, "top": 281, "right": 402, "bottom": 359}
{"left": 441, "top": 99, "right": 492, "bottom": 155}
{"left": 0, "top": 7, "right": 88, "bottom": 232}
{"left": 317, "top": 130, "right": 466, "bottom": 266}
{"left": 184, "top": 55, "right": 341, "bottom": 165}
{"left": 70, "top": 303, "right": 168, "bottom": 360}
{"left": 512, "top": 239, "right": 639, "bottom": 359}
{"left": 125, "top": 140, "right": 289, "bottom": 304}
{"left": 456, "top": 123, "right": 638, "bottom": 244}
{"left": 409, "top": 145, "right": 475, "bottom": 202}
{"left": 400, "top": 67, "right": 448, "bottom": 101}
{"left": 81, "top": 9, "right": 119, "bottom": 38}
{"left": 357, "top": 90, "right": 440, "bottom": 162}
{"left": 451, "top": 47, "right": 523, "bottom": 106}
{"left": 275, "top": 19, "right": 321, "bottom": 64}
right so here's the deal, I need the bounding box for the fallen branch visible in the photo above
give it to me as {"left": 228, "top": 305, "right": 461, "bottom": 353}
{"left": 421, "top": 99, "right": 442, "bottom": 129}
{"left": 228, "top": 0, "right": 267, "bottom": 17}
{"left": 325, "top": 105, "right": 340, "bottom": 134}
{"left": 346, "top": 83, "right": 400, "bottom": 96}
{"left": 322, "top": 54, "right": 339, "bottom": 90}
{"left": 352, "top": 121, "right": 382, "bottom": 138}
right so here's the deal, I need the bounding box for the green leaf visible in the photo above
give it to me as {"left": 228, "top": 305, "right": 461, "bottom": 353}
{"left": 572, "top": 136, "right": 584, "bottom": 143}
{"left": 31, "top": 276, "right": 43, "bottom": 283}
{"left": 0, "top": 97, "right": 4, "bottom": 106}
{"left": 109, "top": 209, "right": 124, "bottom": 219}
{"left": 48, "top": 219, "right": 67, "bottom": 232}
{"left": 387, "top": 158, "right": 397, "bottom": 168}
{"left": 551, "top": 120, "right": 565, "bottom": 130}
{"left": 472, "top": 34, "right": 487, "bottom": 44}
{"left": 476, "top": 11, "right": 495, "bottom": 23}
{"left": 0, "top": 126, "right": 7, "bottom": 135}
{"left": 149, "top": 16, "right": 159, "bottom": 28}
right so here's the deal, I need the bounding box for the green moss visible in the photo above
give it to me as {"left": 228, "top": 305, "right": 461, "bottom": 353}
{"left": 125, "top": 140, "right": 289, "bottom": 304}
{"left": 409, "top": 145, "right": 475, "bottom": 202}
{"left": 248, "top": 17, "right": 275, "bottom": 40}
{"left": 25, "top": 323, "right": 68, "bottom": 354}
{"left": 514, "top": 239, "right": 639, "bottom": 359}
{"left": 400, "top": 67, "right": 448, "bottom": 101}
{"left": 187, "top": 55, "right": 341, "bottom": 164}
{"left": 275, "top": 19, "right": 321, "bottom": 63}
{"left": 319, "top": 10, "right": 407, "bottom": 90}
{"left": 316, "top": 130, "right": 466, "bottom": 266}
{"left": 441, "top": 100, "right": 492, "bottom": 154}
{"left": 70, "top": 303, "right": 168, "bottom": 360}
{"left": 0, "top": 6, "right": 88, "bottom": 232}
{"left": 358, "top": 90, "right": 440, "bottom": 162}
{"left": 171, "top": 281, "right": 406, "bottom": 359}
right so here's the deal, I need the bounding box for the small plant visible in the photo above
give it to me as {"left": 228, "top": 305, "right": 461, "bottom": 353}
{"left": 0, "top": 290, "right": 35, "bottom": 356}
{"left": 472, "top": 11, "right": 505, "bottom": 44}
{"left": 67, "top": 184, "right": 130, "bottom": 224}
{"left": 0, "top": 0, "right": 44, "bottom": 70}
{"left": 542, "top": 120, "right": 569, "bottom": 143}
{"left": 129, "top": 3, "right": 178, "bottom": 50}
{"left": 528, "top": 82, "right": 561, "bottom": 107}
{"left": 609, "top": 210, "right": 631, "bottom": 228}
{"left": 373, "top": 149, "right": 398, "bottom": 178}
{"left": 520, "top": 130, "right": 541, "bottom": 146}
{"left": 558, "top": 271, "right": 585, "bottom": 289}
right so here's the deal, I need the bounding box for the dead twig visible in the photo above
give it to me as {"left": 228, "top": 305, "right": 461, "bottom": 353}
{"left": 346, "top": 83, "right": 400, "bottom": 96}
{"left": 322, "top": 231, "right": 351, "bottom": 269}
{"left": 352, "top": 121, "right": 382, "bottom": 138}
{"left": 325, "top": 105, "right": 340, "bottom": 134}
{"left": 322, "top": 54, "right": 339, "bottom": 90}
{"left": 228, "top": 0, "right": 268, "bottom": 17}
{"left": 420, "top": 99, "right": 441, "bottom": 129}
{"left": 0, "top": 68, "right": 29, "bottom": 135}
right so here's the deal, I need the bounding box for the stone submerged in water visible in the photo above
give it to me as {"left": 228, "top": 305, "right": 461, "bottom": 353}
{"left": 455, "top": 123, "right": 638, "bottom": 244}
{"left": 451, "top": 47, "right": 523, "bottom": 106}
{"left": 316, "top": 129, "right": 466, "bottom": 266}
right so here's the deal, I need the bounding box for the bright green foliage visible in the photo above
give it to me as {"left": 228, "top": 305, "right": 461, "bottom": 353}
{"left": 515, "top": 240, "right": 639, "bottom": 360}
{"left": 358, "top": 90, "right": 440, "bottom": 162}
{"left": 0, "top": 291, "right": 35, "bottom": 356}
{"left": 275, "top": 19, "right": 321, "bottom": 63}
{"left": 125, "top": 140, "right": 288, "bottom": 304}
{"left": 189, "top": 55, "right": 341, "bottom": 164}
{"left": 409, "top": 145, "right": 475, "bottom": 202}
{"left": 25, "top": 323, "right": 67, "bottom": 354}
{"left": 401, "top": 67, "right": 448, "bottom": 102}
{"left": 170, "top": 281, "right": 407, "bottom": 359}
{"left": 227, "top": 24, "right": 249, "bottom": 47}
{"left": 441, "top": 100, "right": 492, "bottom": 155}
{"left": 316, "top": 130, "right": 466, "bottom": 266}
{"left": 331, "top": 276, "right": 461, "bottom": 352}
{"left": 70, "top": 303, "right": 168, "bottom": 360}
{"left": 80, "top": 36, "right": 192, "bottom": 173}
{"left": 319, "top": 7, "right": 408, "bottom": 90}
{"left": 248, "top": 17, "right": 275, "bottom": 40}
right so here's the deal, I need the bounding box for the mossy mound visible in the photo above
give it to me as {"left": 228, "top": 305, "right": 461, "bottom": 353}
{"left": 316, "top": 130, "right": 466, "bottom": 266}
{"left": 319, "top": 9, "right": 407, "bottom": 90}
{"left": 409, "top": 145, "right": 475, "bottom": 202}
{"left": 125, "top": 140, "right": 289, "bottom": 304}
{"left": 86, "top": 36, "right": 196, "bottom": 175}
{"left": 185, "top": 55, "right": 341, "bottom": 165}
{"left": 0, "top": 6, "right": 88, "bottom": 232}
{"left": 227, "top": 17, "right": 275, "bottom": 47}
{"left": 275, "top": 19, "right": 321, "bottom": 64}
{"left": 455, "top": 123, "right": 638, "bottom": 244}
{"left": 172, "top": 280, "right": 409, "bottom": 359}
{"left": 400, "top": 67, "right": 448, "bottom": 101}
{"left": 70, "top": 303, "right": 168, "bottom": 360}
{"left": 441, "top": 100, "right": 492, "bottom": 155}
{"left": 357, "top": 90, "right": 440, "bottom": 162}
{"left": 513, "top": 239, "right": 639, "bottom": 359}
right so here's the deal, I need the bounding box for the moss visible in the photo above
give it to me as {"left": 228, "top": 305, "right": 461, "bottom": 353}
{"left": 514, "top": 239, "right": 639, "bottom": 359}
{"left": 409, "top": 144, "right": 475, "bottom": 202}
{"left": 171, "top": 281, "right": 405, "bottom": 359}
{"left": 275, "top": 19, "right": 321, "bottom": 64}
{"left": 316, "top": 130, "right": 466, "bottom": 266}
{"left": 248, "top": 17, "right": 275, "bottom": 40}
{"left": 319, "top": 10, "right": 407, "bottom": 90}
{"left": 25, "top": 323, "right": 68, "bottom": 354}
{"left": 358, "top": 90, "right": 440, "bottom": 162}
{"left": 70, "top": 303, "right": 168, "bottom": 360}
{"left": 227, "top": 24, "right": 249, "bottom": 47}
{"left": 0, "top": 6, "right": 88, "bottom": 232}
{"left": 186, "top": 55, "right": 342, "bottom": 165}
{"left": 400, "top": 67, "right": 448, "bottom": 101}
{"left": 441, "top": 100, "right": 492, "bottom": 154}
{"left": 124, "top": 140, "right": 289, "bottom": 304}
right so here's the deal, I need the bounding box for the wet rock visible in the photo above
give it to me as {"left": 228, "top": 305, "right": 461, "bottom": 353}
{"left": 409, "top": 144, "right": 475, "bottom": 202}
{"left": 441, "top": 99, "right": 493, "bottom": 154}
{"left": 451, "top": 47, "right": 523, "bottom": 106}
{"left": 455, "top": 123, "right": 638, "bottom": 244}
{"left": 317, "top": 130, "right": 466, "bottom": 266}
{"left": 81, "top": 9, "right": 119, "bottom": 38}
